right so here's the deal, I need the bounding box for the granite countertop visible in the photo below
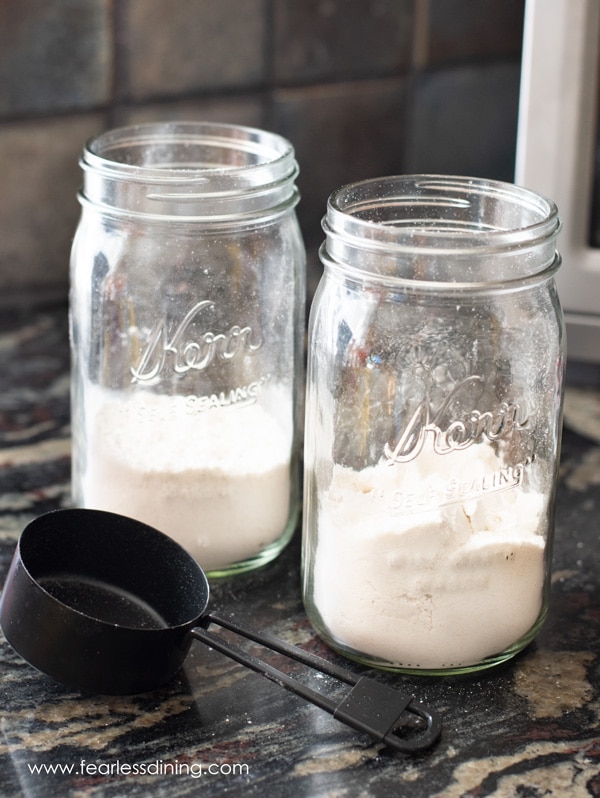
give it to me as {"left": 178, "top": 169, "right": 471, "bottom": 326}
{"left": 0, "top": 306, "right": 599, "bottom": 798}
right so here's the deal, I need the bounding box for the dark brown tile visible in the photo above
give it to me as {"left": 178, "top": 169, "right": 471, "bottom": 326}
{"left": 0, "top": 0, "right": 112, "bottom": 116}
{"left": 0, "top": 115, "right": 104, "bottom": 295}
{"left": 404, "top": 62, "right": 522, "bottom": 182}
{"left": 123, "top": 0, "right": 267, "bottom": 101}
{"left": 426, "top": 0, "right": 525, "bottom": 66}
{"left": 273, "top": 78, "right": 409, "bottom": 251}
{"left": 273, "top": 0, "right": 415, "bottom": 83}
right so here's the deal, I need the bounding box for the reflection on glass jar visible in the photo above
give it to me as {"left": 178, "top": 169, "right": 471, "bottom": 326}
{"left": 302, "top": 175, "right": 564, "bottom": 674}
{"left": 70, "top": 122, "right": 306, "bottom": 576}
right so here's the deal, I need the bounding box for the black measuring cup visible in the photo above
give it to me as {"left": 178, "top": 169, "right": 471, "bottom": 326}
{"left": 0, "top": 509, "right": 440, "bottom": 753}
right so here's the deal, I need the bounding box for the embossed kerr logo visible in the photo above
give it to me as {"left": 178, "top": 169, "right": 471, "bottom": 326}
{"left": 131, "top": 300, "right": 262, "bottom": 383}
{"left": 384, "top": 375, "right": 529, "bottom": 464}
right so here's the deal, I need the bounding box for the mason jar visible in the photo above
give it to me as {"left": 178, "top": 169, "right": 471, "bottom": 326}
{"left": 302, "top": 175, "right": 564, "bottom": 674}
{"left": 70, "top": 122, "right": 305, "bottom": 577}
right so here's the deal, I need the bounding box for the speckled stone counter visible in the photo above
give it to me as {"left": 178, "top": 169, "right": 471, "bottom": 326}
{"left": 1, "top": 306, "right": 599, "bottom": 798}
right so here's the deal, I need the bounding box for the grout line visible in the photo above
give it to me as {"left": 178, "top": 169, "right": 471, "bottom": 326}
{"left": 108, "top": 0, "right": 128, "bottom": 126}
{"left": 412, "top": 0, "right": 430, "bottom": 71}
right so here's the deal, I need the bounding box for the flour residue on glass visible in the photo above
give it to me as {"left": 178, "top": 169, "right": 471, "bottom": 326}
{"left": 312, "top": 440, "right": 546, "bottom": 670}
{"left": 81, "top": 385, "right": 292, "bottom": 572}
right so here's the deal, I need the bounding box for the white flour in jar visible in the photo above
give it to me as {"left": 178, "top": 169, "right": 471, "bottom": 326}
{"left": 312, "top": 442, "right": 546, "bottom": 669}
{"left": 81, "top": 386, "right": 292, "bottom": 571}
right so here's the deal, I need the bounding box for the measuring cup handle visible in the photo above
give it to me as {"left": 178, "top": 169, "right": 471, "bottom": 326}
{"left": 333, "top": 677, "right": 441, "bottom": 752}
{"left": 190, "top": 613, "right": 441, "bottom": 753}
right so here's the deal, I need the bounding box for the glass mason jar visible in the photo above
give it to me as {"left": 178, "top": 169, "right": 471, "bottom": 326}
{"left": 302, "top": 175, "right": 564, "bottom": 674}
{"left": 70, "top": 122, "right": 305, "bottom": 577}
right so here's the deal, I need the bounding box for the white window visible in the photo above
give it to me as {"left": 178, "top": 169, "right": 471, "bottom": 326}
{"left": 516, "top": 0, "right": 600, "bottom": 363}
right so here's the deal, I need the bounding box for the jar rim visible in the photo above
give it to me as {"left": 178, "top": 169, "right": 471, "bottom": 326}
{"left": 326, "top": 175, "right": 559, "bottom": 250}
{"left": 81, "top": 121, "right": 296, "bottom": 183}
{"left": 322, "top": 175, "right": 561, "bottom": 288}
{"left": 79, "top": 122, "right": 300, "bottom": 220}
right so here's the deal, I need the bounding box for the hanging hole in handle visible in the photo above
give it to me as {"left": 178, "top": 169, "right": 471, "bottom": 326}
{"left": 332, "top": 676, "right": 441, "bottom": 753}
{"left": 384, "top": 699, "right": 442, "bottom": 753}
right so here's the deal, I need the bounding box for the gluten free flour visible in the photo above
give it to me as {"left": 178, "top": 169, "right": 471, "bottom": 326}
{"left": 312, "top": 442, "right": 546, "bottom": 669}
{"left": 81, "top": 387, "right": 292, "bottom": 572}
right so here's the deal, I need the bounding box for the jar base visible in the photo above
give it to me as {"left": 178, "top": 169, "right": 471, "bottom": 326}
{"left": 205, "top": 504, "right": 299, "bottom": 579}
{"left": 308, "top": 606, "right": 548, "bottom": 676}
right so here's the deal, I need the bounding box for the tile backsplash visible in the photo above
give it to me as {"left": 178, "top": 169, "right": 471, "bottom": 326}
{"left": 0, "top": 0, "right": 525, "bottom": 304}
